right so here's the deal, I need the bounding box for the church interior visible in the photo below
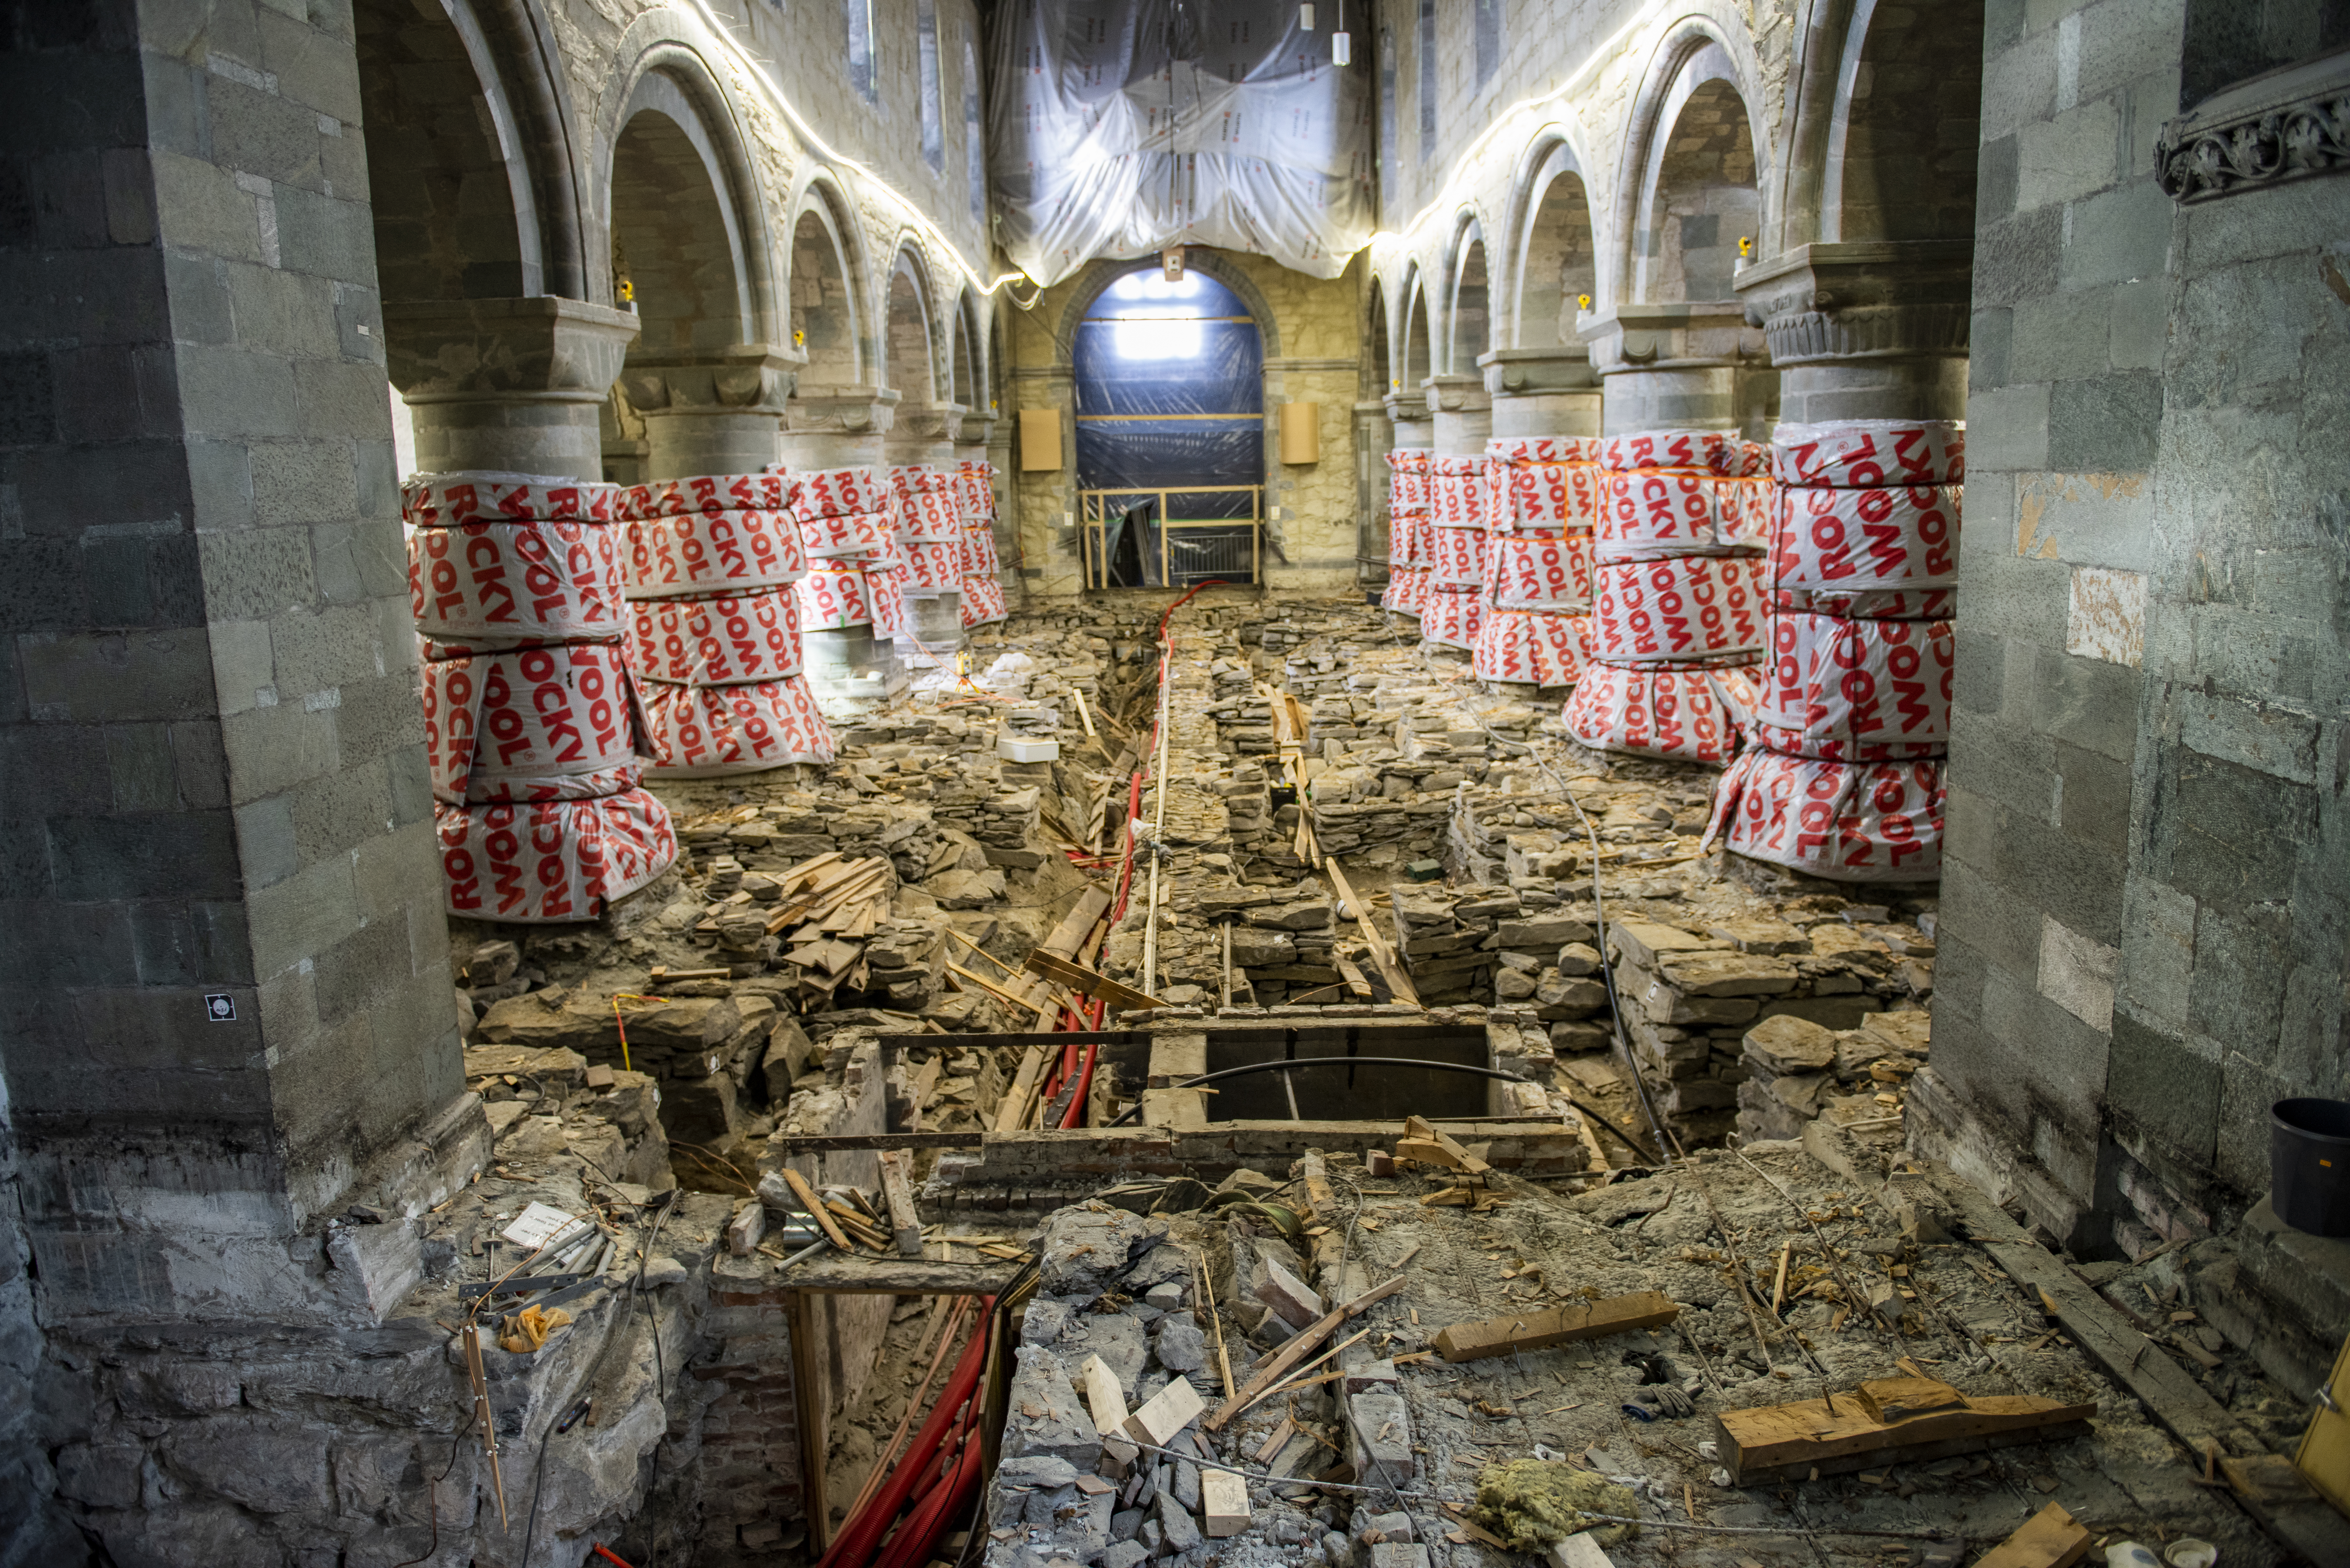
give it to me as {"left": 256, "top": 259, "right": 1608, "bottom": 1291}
{"left": 3, "top": 0, "right": 2348, "bottom": 1563}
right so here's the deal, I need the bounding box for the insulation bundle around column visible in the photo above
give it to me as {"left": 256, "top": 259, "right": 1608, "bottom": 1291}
{"left": 792, "top": 466, "right": 893, "bottom": 637}
{"left": 1377, "top": 449, "right": 1429, "bottom": 617}
{"left": 1421, "top": 453, "right": 1489, "bottom": 650}
{"left": 1705, "top": 421, "right": 1963, "bottom": 881}
{"left": 1473, "top": 436, "right": 1599, "bottom": 687}
{"left": 404, "top": 472, "right": 677, "bottom": 921}
{"left": 625, "top": 472, "right": 835, "bottom": 778}
{"left": 1560, "top": 430, "right": 1769, "bottom": 764}
{"left": 955, "top": 458, "right": 1009, "bottom": 626}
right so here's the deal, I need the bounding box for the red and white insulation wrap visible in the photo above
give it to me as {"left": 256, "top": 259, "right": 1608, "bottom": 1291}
{"left": 1560, "top": 431, "right": 1769, "bottom": 761}
{"left": 1421, "top": 453, "right": 1492, "bottom": 649}
{"left": 1383, "top": 449, "right": 1433, "bottom": 618}
{"left": 1470, "top": 436, "right": 1599, "bottom": 685}
{"left": 1703, "top": 419, "right": 1965, "bottom": 881}
{"left": 402, "top": 472, "right": 675, "bottom": 921}
{"left": 623, "top": 474, "right": 837, "bottom": 778}
{"left": 954, "top": 459, "right": 1010, "bottom": 627}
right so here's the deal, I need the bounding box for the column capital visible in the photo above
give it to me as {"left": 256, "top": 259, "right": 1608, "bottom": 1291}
{"left": 619, "top": 344, "right": 796, "bottom": 416}
{"left": 1733, "top": 241, "right": 1973, "bottom": 367}
{"left": 1477, "top": 346, "right": 1599, "bottom": 398}
{"left": 786, "top": 383, "right": 900, "bottom": 435}
{"left": 1575, "top": 302, "right": 1768, "bottom": 377}
{"left": 1420, "top": 372, "right": 1489, "bottom": 415}
{"left": 383, "top": 295, "right": 640, "bottom": 403}
{"left": 1382, "top": 391, "right": 1428, "bottom": 425}
{"left": 893, "top": 401, "right": 967, "bottom": 444}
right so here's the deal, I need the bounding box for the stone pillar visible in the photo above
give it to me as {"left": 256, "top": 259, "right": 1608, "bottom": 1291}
{"left": 1422, "top": 373, "right": 1491, "bottom": 455}
{"left": 781, "top": 383, "right": 898, "bottom": 470}
{"left": 1479, "top": 348, "right": 1603, "bottom": 439}
{"left": 6, "top": 0, "right": 486, "bottom": 1332}
{"left": 383, "top": 297, "right": 640, "bottom": 480}
{"left": 1008, "top": 364, "right": 1079, "bottom": 595}
{"left": 1383, "top": 392, "right": 1433, "bottom": 451}
{"left": 1354, "top": 397, "right": 1396, "bottom": 578}
{"left": 1734, "top": 242, "right": 1973, "bottom": 425}
{"left": 619, "top": 345, "right": 795, "bottom": 479}
{"left": 885, "top": 401, "right": 967, "bottom": 468}
{"left": 1577, "top": 304, "right": 1774, "bottom": 436}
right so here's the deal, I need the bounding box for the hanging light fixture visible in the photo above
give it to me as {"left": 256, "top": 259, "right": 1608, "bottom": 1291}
{"left": 1331, "top": 1, "right": 1350, "bottom": 64}
{"left": 1300, "top": 3, "right": 1315, "bottom": 30}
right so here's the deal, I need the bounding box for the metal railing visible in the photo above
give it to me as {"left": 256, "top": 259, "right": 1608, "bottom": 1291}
{"left": 1079, "top": 485, "right": 1263, "bottom": 589}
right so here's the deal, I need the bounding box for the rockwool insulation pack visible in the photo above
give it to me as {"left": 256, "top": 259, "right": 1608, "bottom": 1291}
{"left": 404, "top": 472, "right": 676, "bottom": 922}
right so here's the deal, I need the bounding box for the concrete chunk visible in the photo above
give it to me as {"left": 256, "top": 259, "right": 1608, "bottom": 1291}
{"left": 1253, "top": 1256, "right": 1324, "bottom": 1329}
{"left": 1742, "top": 1014, "right": 1837, "bottom": 1076}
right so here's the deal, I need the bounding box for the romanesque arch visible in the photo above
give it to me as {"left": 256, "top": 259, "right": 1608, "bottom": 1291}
{"left": 609, "top": 72, "right": 757, "bottom": 354}
{"left": 1509, "top": 139, "right": 1599, "bottom": 350}
{"left": 885, "top": 245, "right": 941, "bottom": 405}
{"left": 1399, "top": 266, "right": 1432, "bottom": 396}
{"left": 1447, "top": 217, "right": 1491, "bottom": 373}
{"left": 1614, "top": 26, "right": 1770, "bottom": 307}
{"left": 788, "top": 182, "right": 867, "bottom": 388}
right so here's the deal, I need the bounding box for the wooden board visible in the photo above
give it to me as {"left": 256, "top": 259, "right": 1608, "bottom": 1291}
{"left": 876, "top": 1150, "right": 922, "bottom": 1258}
{"left": 1432, "top": 1291, "right": 1679, "bottom": 1363}
{"left": 1715, "top": 1377, "right": 2096, "bottom": 1487}
{"left": 1325, "top": 859, "right": 1420, "bottom": 1007}
{"left": 1972, "top": 1502, "right": 2092, "bottom": 1568}
{"left": 2223, "top": 1453, "right": 2350, "bottom": 1567}
{"left": 779, "top": 1255, "right": 1023, "bottom": 1294}
{"left": 1401, "top": 1114, "right": 1491, "bottom": 1175}
{"left": 1940, "top": 1179, "right": 2263, "bottom": 1459}
{"left": 2295, "top": 1326, "right": 2350, "bottom": 1516}
{"left": 1024, "top": 947, "right": 1164, "bottom": 1012}
{"left": 993, "top": 1044, "right": 1050, "bottom": 1132}
{"left": 1204, "top": 1276, "right": 1407, "bottom": 1431}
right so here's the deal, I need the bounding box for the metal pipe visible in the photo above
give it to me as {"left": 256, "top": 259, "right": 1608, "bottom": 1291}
{"left": 1104, "top": 1056, "right": 1533, "bottom": 1127}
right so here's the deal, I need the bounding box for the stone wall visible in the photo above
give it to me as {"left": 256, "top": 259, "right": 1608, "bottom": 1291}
{"left": 1924, "top": 0, "right": 2350, "bottom": 1255}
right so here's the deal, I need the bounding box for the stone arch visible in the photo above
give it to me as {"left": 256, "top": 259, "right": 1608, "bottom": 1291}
{"left": 1446, "top": 215, "right": 1491, "bottom": 373}
{"left": 1823, "top": 0, "right": 1985, "bottom": 242}
{"left": 1508, "top": 138, "right": 1600, "bottom": 349}
{"left": 1364, "top": 276, "right": 1392, "bottom": 402}
{"left": 1613, "top": 24, "right": 1771, "bottom": 307}
{"left": 608, "top": 74, "right": 754, "bottom": 354}
{"left": 884, "top": 245, "right": 941, "bottom": 405}
{"left": 1049, "top": 252, "right": 1284, "bottom": 361}
{"left": 786, "top": 179, "right": 867, "bottom": 387}
{"left": 950, "top": 289, "right": 985, "bottom": 412}
{"left": 357, "top": 0, "right": 570, "bottom": 301}
{"left": 595, "top": 35, "right": 781, "bottom": 333}
{"left": 1399, "top": 266, "right": 1433, "bottom": 395}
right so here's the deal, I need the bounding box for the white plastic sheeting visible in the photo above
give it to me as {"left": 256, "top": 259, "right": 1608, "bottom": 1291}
{"left": 988, "top": 0, "right": 1374, "bottom": 287}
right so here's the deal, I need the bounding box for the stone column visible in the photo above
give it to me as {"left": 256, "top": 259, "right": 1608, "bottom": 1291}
{"left": 1577, "top": 304, "right": 1774, "bottom": 436}
{"left": 1383, "top": 391, "right": 1433, "bottom": 452}
{"left": 1479, "top": 348, "right": 1602, "bottom": 440}
{"left": 383, "top": 297, "right": 640, "bottom": 480}
{"left": 1422, "top": 372, "right": 1491, "bottom": 455}
{"left": 1007, "top": 364, "right": 1079, "bottom": 595}
{"left": 619, "top": 345, "right": 796, "bottom": 479}
{"left": 6, "top": 1, "right": 487, "bottom": 1334}
{"left": 1734, "top": 242, "right": 1973, "bottom": 425}
{"left": 1354, "top": 397, "right": 1396, "bottom": 578}
{"left": 781, "top": 383, "right": 898, "bottom": 470}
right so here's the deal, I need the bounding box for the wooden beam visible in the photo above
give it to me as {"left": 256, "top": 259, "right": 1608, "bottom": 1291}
{"left": 1204, "top": 1276, "right": 1408, "bottom": 1431}
{"left": 1972, "top": 1502, "right": 2092, "bottom": 1568}
{"left": 1939, "top": 1180, "right": 2263, "bottom": 1459}
{"left": 1399, "top": 1113, "right": 1491, "bottom": 1175}
{"left": 1325, "top": 860, "right": 1419, "bottom": 1007}
{"left": 777, "top": 1167, "right": 851, "bottom": 1251}
{"left": 781, "top": 1255, "right": 1024, "bottom": 1294}
{"left": 993, "top": 1043, "right": 1050, "bottom": 1132}
{"left": 1023, "top": 947, "right": 1164, "bottom": 1012}
{"left": 1714, "top": 1377, "right": 2096, "bottom": 1487}
{"left": 768, "top": 1132, "right": 988, "bottom": 1151}
{"left": 876, "top": 1150, "right": 923, "bottom": 1258}
{"left": 1431, "top": 1291, "right": 1679, "bottom": 1363}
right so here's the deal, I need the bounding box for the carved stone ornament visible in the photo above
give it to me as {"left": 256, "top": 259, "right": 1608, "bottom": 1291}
{"left": 1576, "top": 302, "right": 1765, "bottom": 376}
{"left": 894, "top": 402, "right": 968, "bottom": 443}
{"left": 785, "top": 384, "right": 900, "bottom": 435}
{"left": 2156, "top": 47, "right": 2350, "bottom": 203}
{"left": 382, "top": 296, "right": 640, "bottom": 402}
{"left": 619, "top": 346, "right": 795, "bottom": 414}
{"left": 1732, "top": 242, "right": 1973, "bottom": 367}
{"left": 1420, "top": 373, "right": 1490, "bottom": 415}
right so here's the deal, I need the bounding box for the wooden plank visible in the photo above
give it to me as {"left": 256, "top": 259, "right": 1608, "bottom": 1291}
{"left": 1080, "top": 1353, "right": 1140, "bottom": 1467}
{"left": 777, "top": 1167, "right": 851, "bottom": 1251}
{"left": 1972, "top": 1502, "right": 2092, "bottom": 1568}
{"left": 1401, "top": 1113, "right": 1491, "bottom": 1175}
{"left": 1940, "top": 1179, "right": 2263, "bottom": 1459}
{"left": 993, "top": 1044, "right": 1051, "bottom": 1132}
{"left": 1431, "top": 1291, "right": 1679, "bottom": 1363}
{"left": 876, "top": 1150, "right": 923, "bottom": 1258}
{"left": 1332, "top": 950, "right": 1374, "bottom": 999}
{"left": 1204, "top": 1276, "right": 1408, "bottom": 1431}
{"left": 1024, "top": 947, "right": 1164, "bottom": 1012}
{"left": 1325, "top": 859, "right": 1420, "bottom": 1007}
{"left": 2222, "top": 1454, "right": 2350, "bottom": 1567}
{"left": 780, "top": 1255, "right": 1023, "bottom": 1294}
{"left": 787, "top": 1288, "right": 830, "bottom": 1551}
{"left": 1042, "top": 887, "right": 1114, "bottom": 959}
{"left": 768, "top": 1132, "right": 986, "bottom": 1151}
{"left": 1714, "top": 1378, "right": 2096, "bottom": 1487}
{"left": 1201, "top": 1468, "right": 1251, "bottom": 1537}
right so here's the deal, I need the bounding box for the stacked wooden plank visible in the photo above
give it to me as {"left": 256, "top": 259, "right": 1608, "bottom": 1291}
{"left": 693, "top": 852, "right": 903, "bottom": 1006}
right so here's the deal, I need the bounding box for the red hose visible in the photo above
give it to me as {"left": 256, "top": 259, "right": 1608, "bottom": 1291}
{"left": 815, "top": 1307, "right": 991, "bottom": 1568}
{"left": 871, "top": 1408, "right": 986, "bottom": 1568}
{"left": 1058, "top": 1042, "right": 1098, "bottom": 1129}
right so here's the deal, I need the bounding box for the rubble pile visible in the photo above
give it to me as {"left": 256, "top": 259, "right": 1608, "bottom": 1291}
{"left": 1736, "top": 1007, "right": 1932, "bottom": 1143}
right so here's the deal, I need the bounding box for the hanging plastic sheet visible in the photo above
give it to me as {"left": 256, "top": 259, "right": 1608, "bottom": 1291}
{"left": 987, "top": 0, "right": 1374, "bottom": 287}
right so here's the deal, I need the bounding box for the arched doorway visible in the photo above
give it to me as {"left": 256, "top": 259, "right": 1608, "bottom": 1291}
{"left": 1075, "top": 266, "right": 1265, "bottom": 588}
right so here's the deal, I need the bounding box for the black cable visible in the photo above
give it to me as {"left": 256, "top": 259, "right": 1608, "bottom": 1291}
{"left": 1103, "top": 1056, "right": 1532, "bottom": 1126}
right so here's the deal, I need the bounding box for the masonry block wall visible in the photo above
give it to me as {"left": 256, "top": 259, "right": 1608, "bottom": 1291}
{"left": 1, "top": 0, "right": 460, "bottom": 1323}
{"left": 1932, "top": 0, "right": 2350, "bottom": 1252}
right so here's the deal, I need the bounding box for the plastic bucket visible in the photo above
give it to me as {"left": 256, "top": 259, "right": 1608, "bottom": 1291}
{"left": 2271, "top": 1097, "right": 2350, "bottom": 1237}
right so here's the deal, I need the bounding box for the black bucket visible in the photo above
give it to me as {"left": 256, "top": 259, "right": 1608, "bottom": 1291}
{"left": 2271, "top": 1098, "right": 2350, "bottom": 1237}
